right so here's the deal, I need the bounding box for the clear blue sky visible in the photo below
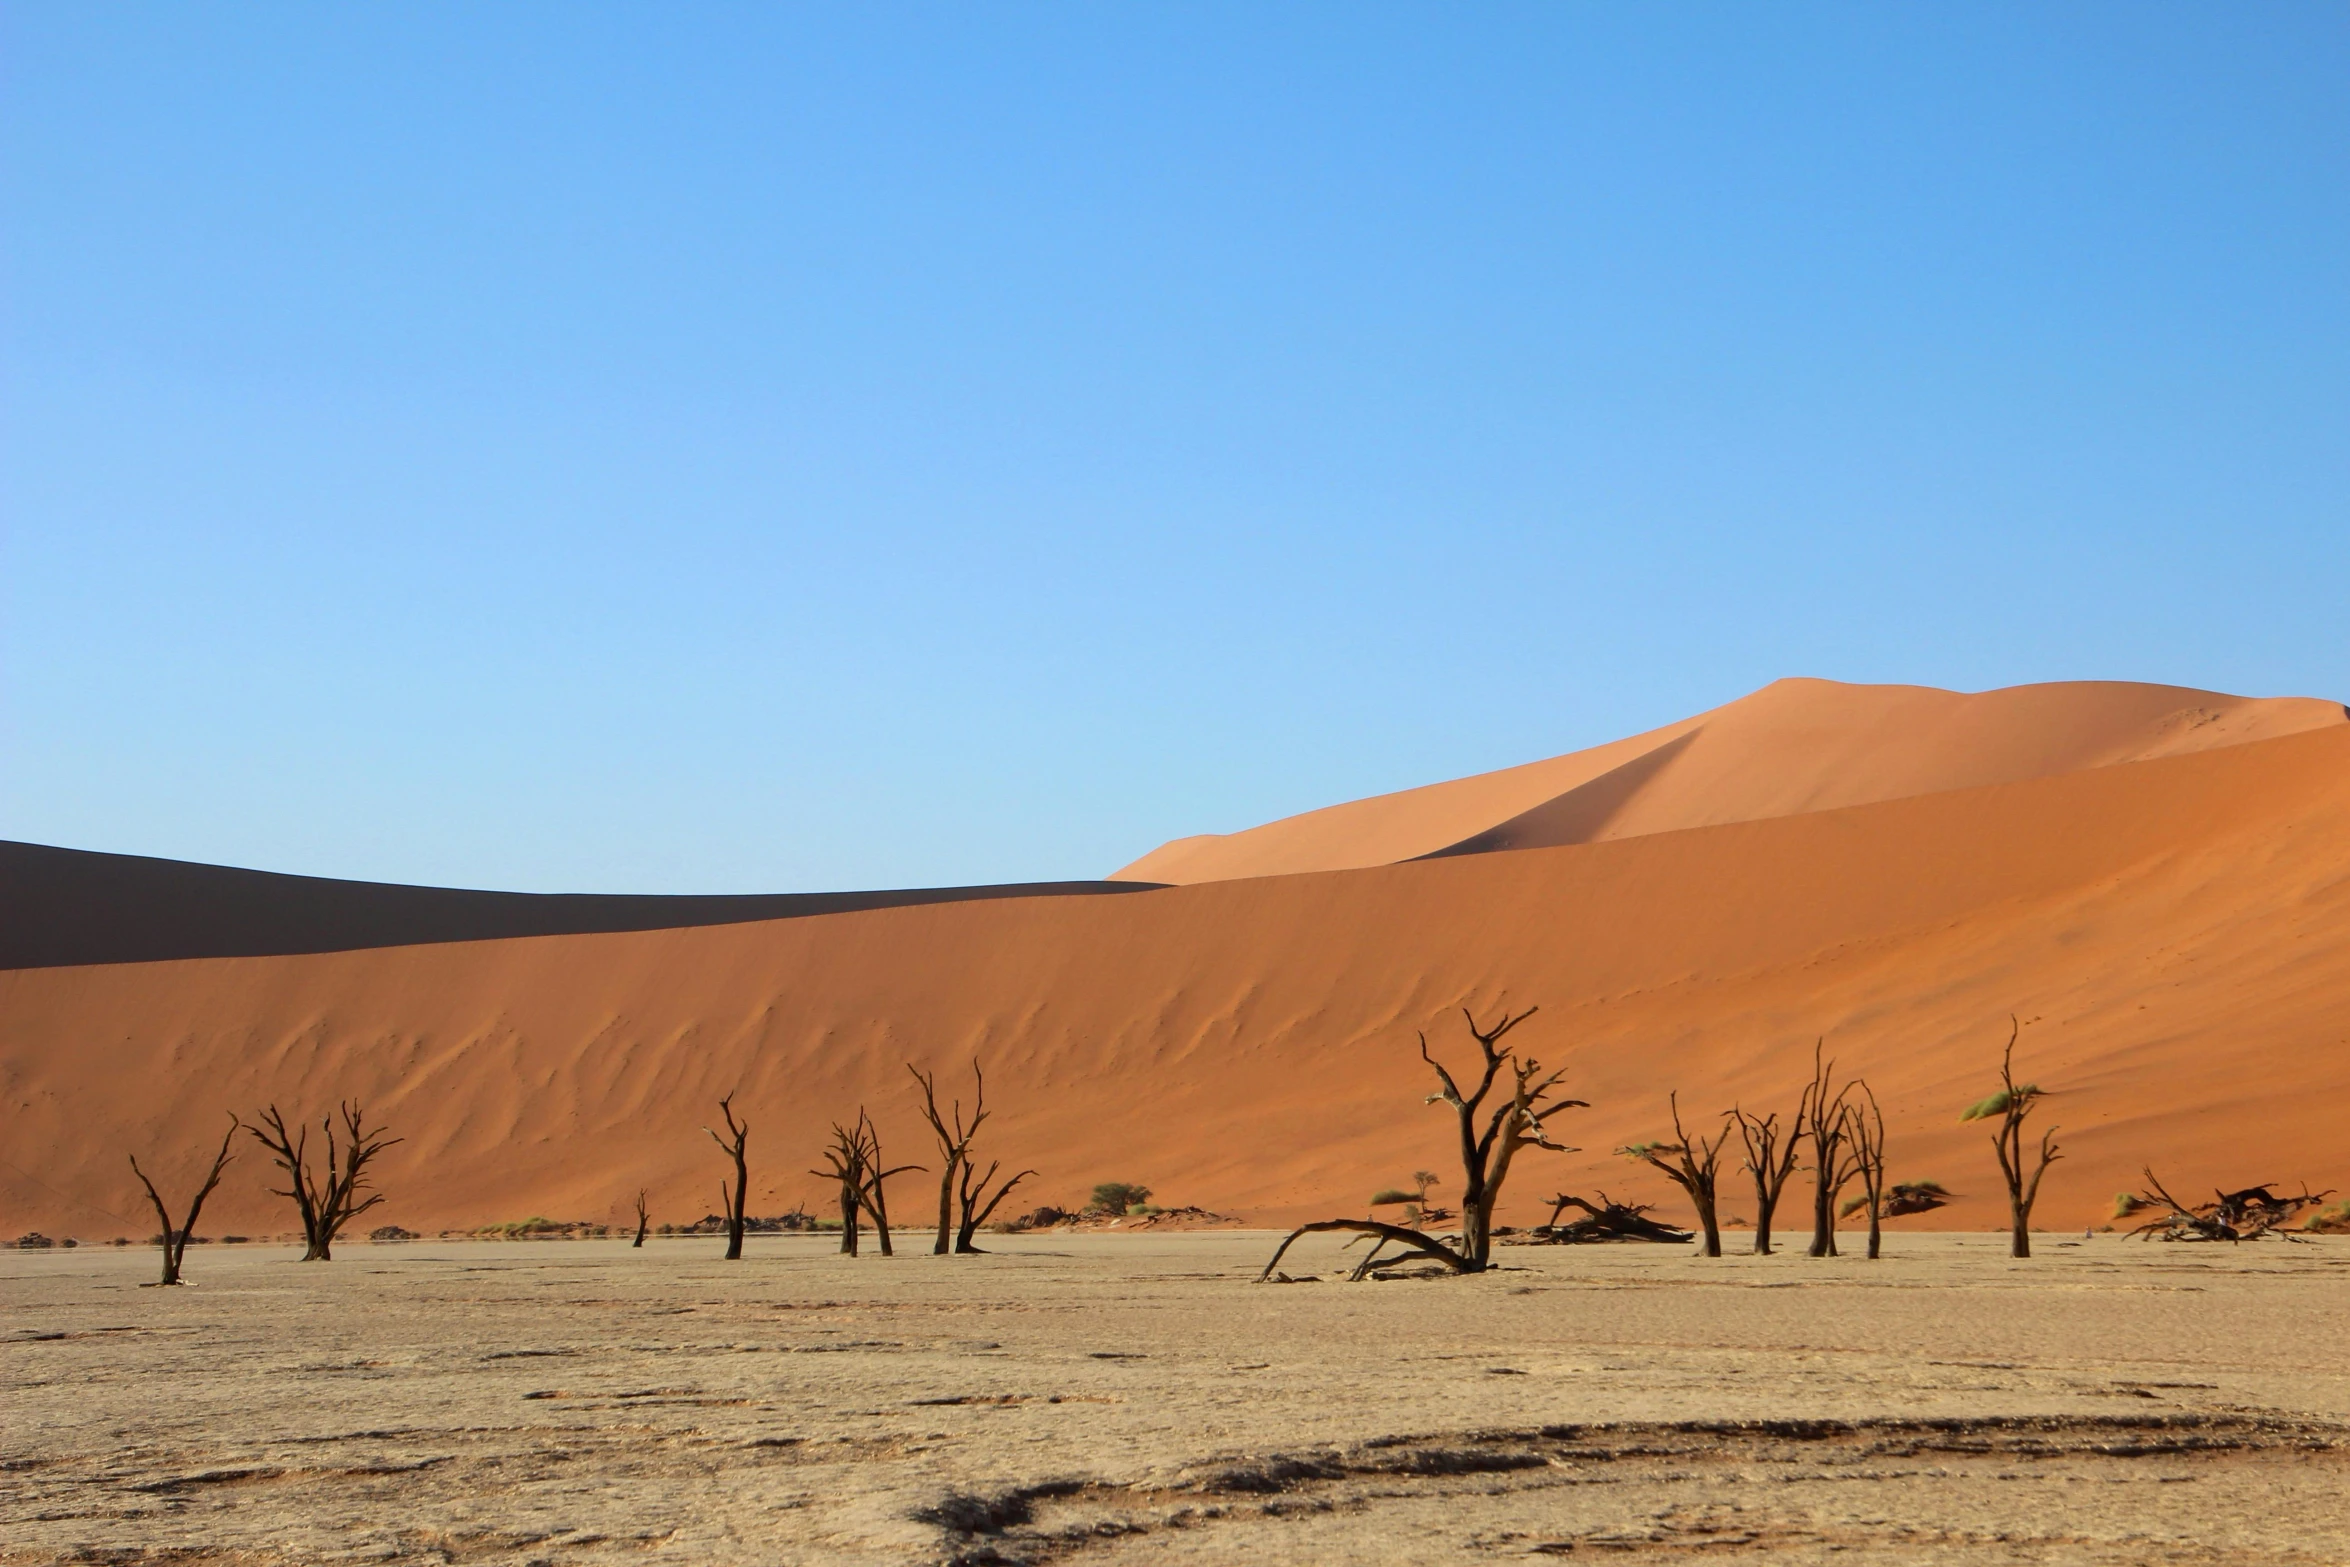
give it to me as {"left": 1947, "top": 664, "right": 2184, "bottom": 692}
{"left": 4, "top": 5, "right": 2345, "bottom": 893}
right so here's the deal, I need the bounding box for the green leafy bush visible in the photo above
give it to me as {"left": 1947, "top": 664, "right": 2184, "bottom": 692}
{"left": 1090, "top": 1181, "right": 1151, "bottom": 1214}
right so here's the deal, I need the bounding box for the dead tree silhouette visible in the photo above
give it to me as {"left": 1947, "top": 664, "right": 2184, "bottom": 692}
{"left": 245, "top": 1102, "right": 400, "bottom": 1261}
{"left": 854, "top": 1111, "right": 920, "bottom": 1255}
{"left": 1842, "top": 1082, "right": 1890, "bottom": 1259}
{"left": 1961, "top": 1018, "right": 2060, "bottom": 1258}
{"left": 911, "top": 1061, "right": 1035, "bottom": 1255}
{"left": 706, "top": 1096, "right": 750, "bottom": 1260}
{"left": 1619, "top": 1093, "right": 1731, "bottom": 1256}
{"left": 632, "top": 1188, "right": 651, "bottom": 1248}
{"left": 1537, "top": 1192, "right": 1692, "bottom": 1243}
{"left": 1260, "top": 1005, "right": 1585, "bottom": 1281}
{"left": 2124, "top": 1169, "right": 2332, "bottom": 1243}
{"left": 816, "top": 1121, "right": 868, "bottom": 1255}
{"left": 953, "top": 1150, "right": 1035, "bottom": 1254}
{"left": 128, "top": 1114, "right": 238, "bottom": 1286}
{"left": 1799, "top": 1043, "right": 1856, "bottom": 1257}
{"left": 815, "top": 1113, "right": 921, "bottom": 1256}
{"left": 1731, "top": 1103, "right": 1804, "bottom": 1255}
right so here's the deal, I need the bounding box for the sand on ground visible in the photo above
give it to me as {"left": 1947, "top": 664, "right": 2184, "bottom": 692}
{"left": 4, "top": 1232, "right": 2347, "bottom": 1564}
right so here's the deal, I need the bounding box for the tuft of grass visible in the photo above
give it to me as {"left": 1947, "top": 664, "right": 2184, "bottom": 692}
{"left": 1960, "top": 1086, "right": 2041, "bottom": 1122}
{"left": 1369, "top": 1189, "right": 1414, "bottom": 1207}
{"left": 2303, "top": 1200, "right": 2350, "bottom": 1234}
{"left": 2112, "top": 1192, "right": 2154, "bottom": 1220}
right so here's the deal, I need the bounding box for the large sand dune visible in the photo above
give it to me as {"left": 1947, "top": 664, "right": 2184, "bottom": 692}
{"left": 1114, "top": 677, "right": 2345, "bottom": 882}
{"left": 5, "top": 679, "right": 2347, "bottom": 1244}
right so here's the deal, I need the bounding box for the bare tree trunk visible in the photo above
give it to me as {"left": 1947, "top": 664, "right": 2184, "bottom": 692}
{"left": 1732, "top": 1105, "right": 1803, "bottom": 1256}
{"left": 909, "top": 1064, "right": 971, "bottom": 1256}
{"left": 1967, "top": 1019, "right": 2062, "bottom": 1259}
{"left": 706, "top": 1097, "right": 750, "bottom": 1260}
{"left": 932, "top": 1156, "right": 959, "bottom": 1254}
{"left": 1261, "top": 1004, "right": 1584, "bottom": 1282}
{"left": 1846, "top": 1082, "right": 1889, "bottom": 1260}
{"left": 632, "top": 1189, "right": 650, "bottom": 1248}
{"left": 1624, "top": 1094, "right": 1729, "bottom": 1258}
{"left": 1420, "top": 1006, "right": 1580, "bottom": 1271}
{"left": 129, "top": 1115, "right": 238, "bottom": 1287}
{"left": 1260, "top": 1219, "right": 1474, "bottom": 1281}
{"left": 854, "top": 1112, "right": 920, "bottom": 1257}
{"left": 247, "top": 1102, "right": 399, "bottom": 1261}
{"left": 1798, "top": 1044, "right": 1852, "bottom": 1259}
{"left": 955, "top": 1159, "right": 1036, "bottom": 1253}
{"left": 817, "top": 1121, "right": 867, "bottom": 1256}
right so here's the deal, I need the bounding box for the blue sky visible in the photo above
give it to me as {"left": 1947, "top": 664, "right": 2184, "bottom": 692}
{"left": 4, "top": 4, "right": 2345, "bottom": 893}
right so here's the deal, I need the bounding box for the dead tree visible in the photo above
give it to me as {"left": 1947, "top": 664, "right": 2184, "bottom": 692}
{"left": 128, "top": 1114, "right": 238, "bottom": 1286}
{"left": 1842, "top": 1082, "right": 1889, "bottom": 1260}
{"left": 1960, "top": 1018, "right": 2059, "bottom": 1258}
{"left": 632, "top": 1188, "right": 651, "bottom": 1248}
{"left": 246, "top": 1102, "right": 401, "bottom": 1261}
{"left": 1536, "top": 1192, "right": 1694, "bottom": 1243}
{"left": 1799, "top": 1042, "right": 1855, "bottom": 1257}
{"left": 1881, "top": 1180, "right": 1953, "bottom": 1217}
{"left": 1260, "top": 1004, "right": 1585, "bottom": 1281}
{"left": 815, "top": 1122, "right": 867, "bottom": 1255}
{"left": 911, "top": 1062, "right": 985, "bottom": 1255}
{"left": 852, "top": 1110, "right": 921, "bottom": 1256}
{"left": 1731, "top": 1103, "right": 1804, "bottom": 1255}
{"left": 911, "top": 1062, "right": 1034, "bottom": 1254}
{"left": 706, "top": 1096, "right": 751, "bottom": 1259}
{"left": 813, "top": 1113, "right": 918, "bottom": 1256}
{"left": 910, "top": 1063, "right": 969, "bottom": 1254}
{"left": 954, "top": 1153, "right": 1035, "bottom": 1253}
{"left": 2125, "top": 1169, "right": 2334, "bottom": 1243}
{"left": 1619, "top": 1093, "right": 1731, "bottom": 1256}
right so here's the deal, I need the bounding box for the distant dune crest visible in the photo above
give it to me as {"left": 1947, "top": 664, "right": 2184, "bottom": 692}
{"left": 1113, "top": 677, "right": 2349, "bottom": 884}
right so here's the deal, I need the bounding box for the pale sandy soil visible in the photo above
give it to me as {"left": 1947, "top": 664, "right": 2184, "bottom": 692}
{"left": 5, "top": 1232, "right": 2347, "bottom": 1565}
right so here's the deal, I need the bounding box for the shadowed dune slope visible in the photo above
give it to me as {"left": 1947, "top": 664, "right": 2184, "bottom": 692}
{"left": 1114, "top": 678, "right": 2346, "bottom": 883}
{"left": 0, "top": 839, "right": 1162, "bottom": 970}
{"left": 6, "top": 725, "right": 2348, "bottom": 1241}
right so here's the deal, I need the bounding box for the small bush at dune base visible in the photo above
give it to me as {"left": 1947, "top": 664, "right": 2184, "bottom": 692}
{"left": 1089, "top": 1182, "right": 1151, "bottom": 1215}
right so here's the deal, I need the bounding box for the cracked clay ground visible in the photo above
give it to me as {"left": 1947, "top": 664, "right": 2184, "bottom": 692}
{"left": 5, "top": 1232, "right": 2348, "bottom": 1564}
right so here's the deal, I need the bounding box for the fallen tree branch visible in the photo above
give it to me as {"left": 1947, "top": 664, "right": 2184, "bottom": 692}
{"left": 1257, "top": 1219, "right": 1471, "bottom": 1282}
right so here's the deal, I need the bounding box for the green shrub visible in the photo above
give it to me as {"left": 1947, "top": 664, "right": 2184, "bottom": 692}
{"left": 1090, "top": 1181, "right": 1151, "bottom": 1214}
{"left": 1369, "top": 1189, "right": 1414, "bottom": 1207}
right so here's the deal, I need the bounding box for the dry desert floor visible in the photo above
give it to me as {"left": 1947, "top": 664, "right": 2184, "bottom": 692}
{"left": 5, "top": 1232, "right": 2348, "bottom": 1565}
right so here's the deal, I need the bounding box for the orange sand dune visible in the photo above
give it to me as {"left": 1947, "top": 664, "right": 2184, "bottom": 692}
{"left": 1114, "top": 677, "right": 2345, "bottom": 883}
{"left": 6, "top": 722, "right": 2348, "bottom": 1244}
